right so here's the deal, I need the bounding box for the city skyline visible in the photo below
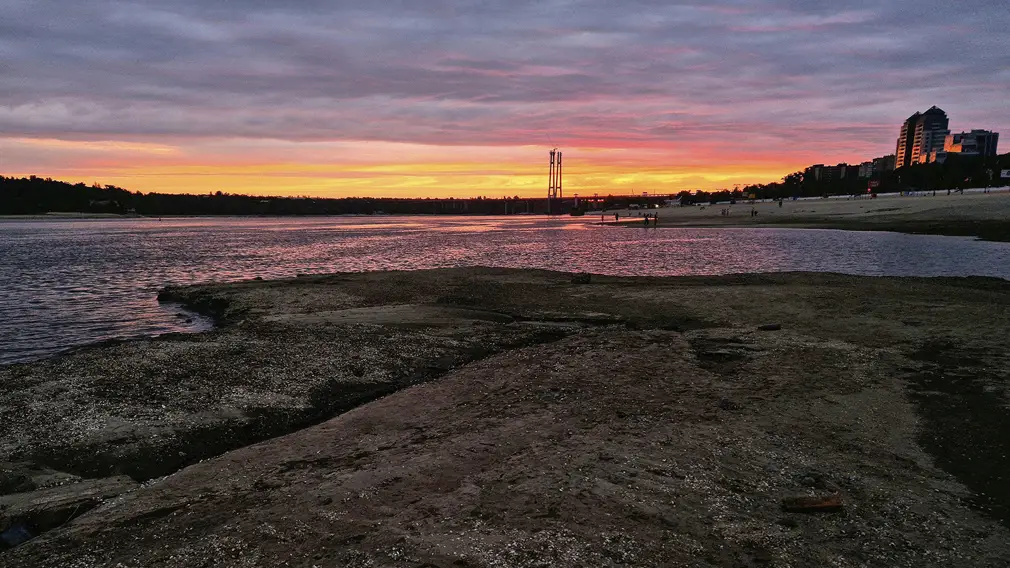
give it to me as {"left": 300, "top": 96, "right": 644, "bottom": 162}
{"left": 2, "top": 1, "right": 1009, "bottom": 198}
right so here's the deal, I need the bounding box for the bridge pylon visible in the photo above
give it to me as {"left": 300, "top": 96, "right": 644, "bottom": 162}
{"left": 548, "top": 148, "right": 562, "bottom": 215}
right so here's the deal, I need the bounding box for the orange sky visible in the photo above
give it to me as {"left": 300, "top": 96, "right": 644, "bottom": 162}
{"left": 2, "top": 137, "right": 815, "bottom": 198}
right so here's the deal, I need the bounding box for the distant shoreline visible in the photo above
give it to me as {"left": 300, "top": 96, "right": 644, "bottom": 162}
{"left": 0, "top": 212, "right": 543, "bottom": 220}
{"left": 599, "top": 188, "right": 1010, "bottom": 242}
{"left": 0, "top": 212, "right": 140, "bottom": 219}
{"left": 6, "top": 190, "right": 1010, "bottom": 242}
{"left": 0, "top": 212, "right": 387, "bottom": 220}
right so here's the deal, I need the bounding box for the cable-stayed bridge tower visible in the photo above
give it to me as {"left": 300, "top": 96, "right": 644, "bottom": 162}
{"left": 548, "top": 148, "right": 562, "bottom": 215}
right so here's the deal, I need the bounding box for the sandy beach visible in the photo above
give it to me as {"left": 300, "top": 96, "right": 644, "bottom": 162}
{"left": 600, "top": 187, "right": 1010, "bottom": 240}
{"left": 3, "top": 268, "right": 1010, "bottom": 566}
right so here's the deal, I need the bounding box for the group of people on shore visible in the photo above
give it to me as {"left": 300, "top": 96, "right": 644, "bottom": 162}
{"left": 603, "top": 212, "right": 659, "bottom": 226}
{"left": 719, "top": 207, "right": 759, "bottom": 217}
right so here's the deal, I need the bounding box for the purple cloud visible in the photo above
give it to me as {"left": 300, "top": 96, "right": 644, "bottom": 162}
{"left": 0, "top": 0, "right": 1007, "bottom": 165}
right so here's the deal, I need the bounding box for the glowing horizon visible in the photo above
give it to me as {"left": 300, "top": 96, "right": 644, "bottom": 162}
{"left": 1, "top": 138, "right": 818, "bottom": 198}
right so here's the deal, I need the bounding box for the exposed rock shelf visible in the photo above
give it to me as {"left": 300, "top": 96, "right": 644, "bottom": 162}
{"left": 3, "top": 268, "right": 1010, "bottom": 566}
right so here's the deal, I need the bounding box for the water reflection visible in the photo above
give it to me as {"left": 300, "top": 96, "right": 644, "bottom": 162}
{"left": 2, "top": 216, "right": 1010, "bottom": 365}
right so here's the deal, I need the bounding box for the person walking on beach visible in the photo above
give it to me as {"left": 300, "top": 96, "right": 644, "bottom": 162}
{"left": 653, "top": 213, "right": 659, "bottom": 227}
{"left": 643, "top": 215, "right": 650, "bottom": 227}
{"left": 615, "top": 213, "right": 619, "bottom": 222}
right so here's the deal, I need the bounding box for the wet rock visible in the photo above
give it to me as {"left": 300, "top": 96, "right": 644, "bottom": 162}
{"left": 781, "top": 492, "right": 843, "bottom": 513}
{"left": 777, "top": 516, "right": 800, "bottom": 528}
{"left": 794, "top": 471, "right": 832, "bottom": 490}
{"left": 0, "top": 469, "right": 34, "bottom": 496}
{"left": 0, "top": 523, "right": 35, "bottom": 549}
{"left": 758, "top": 324, "right": 782, "bottom": 331}
{"left": 0, "top": 476, "right": 139, "bottom": 545}
{"left": 717, "top": 398, "right": 740, "bottom": 411}
{"left": 0, "top": 463, "right": 80, "bottom": 497}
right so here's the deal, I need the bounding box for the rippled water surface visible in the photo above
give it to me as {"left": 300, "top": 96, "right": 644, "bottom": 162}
{"left": 3, "top": 215, "right": 1010, "bottom": 365}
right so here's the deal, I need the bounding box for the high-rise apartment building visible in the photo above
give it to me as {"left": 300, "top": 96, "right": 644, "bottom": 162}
{"left": 910, "top": 106, "right": 949, "bottom": 164}
{"left": 895, "top": 112, "right": 920, "bottom": 168}
{"left": 895, "top": 106, "right": 949, "bottom": 167}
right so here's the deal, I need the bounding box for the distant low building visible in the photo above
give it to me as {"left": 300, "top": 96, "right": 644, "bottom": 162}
{"left": 872, "top": 154, "right": 896, "bottom": 174}
{"left": 916, "top": 128, "right": 951, "bottom": 164}
{"left": 944, "top": 130, "right": 999, "bottom": 158}
{"left": 805, "top": 163, "right": 860, "bottom": 183}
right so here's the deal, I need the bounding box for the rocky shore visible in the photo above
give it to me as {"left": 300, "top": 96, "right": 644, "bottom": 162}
{"left": 3, "top": 268, "right": 1010, "bottom": 566}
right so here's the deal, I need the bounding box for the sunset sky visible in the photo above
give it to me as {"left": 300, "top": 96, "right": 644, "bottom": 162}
{"left": 2, "top": 1, "right": 1009, "bottom": 198}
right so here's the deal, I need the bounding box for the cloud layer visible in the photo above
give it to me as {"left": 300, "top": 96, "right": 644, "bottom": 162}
{"left": 2, "top": 0, "right": 1008, "bottom": 195}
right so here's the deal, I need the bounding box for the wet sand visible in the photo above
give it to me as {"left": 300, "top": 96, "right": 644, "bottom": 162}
{"left": 3, "top": 268, "right": 1010, "bottom": 566}
{"left": 601, "top": 188, "right": 1010, "bottom": 241}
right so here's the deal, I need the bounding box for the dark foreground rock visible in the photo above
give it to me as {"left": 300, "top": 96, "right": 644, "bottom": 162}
{"left": 3, "top": 268, "right": 1010, "bottom": 566}
{"left": 1, "top": 476, "right": 138, "bottom": 548}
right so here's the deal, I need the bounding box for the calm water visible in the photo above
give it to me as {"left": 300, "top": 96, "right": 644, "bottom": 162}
{"left": 3, "top": 215, "right": 1010, "bottom": 365}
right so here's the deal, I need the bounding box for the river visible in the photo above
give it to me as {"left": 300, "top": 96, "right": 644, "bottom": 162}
{"left": 3, "top": 215, "right": 1010, "bottom": 365}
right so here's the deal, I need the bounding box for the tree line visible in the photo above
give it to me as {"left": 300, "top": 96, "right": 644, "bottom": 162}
{"left": 0, "top": 176, "right": 533, "bottom": 216}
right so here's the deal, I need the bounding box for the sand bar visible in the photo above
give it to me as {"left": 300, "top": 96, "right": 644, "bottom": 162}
{"left": 600, "top": 187, "right": 1010, "bottom": 240}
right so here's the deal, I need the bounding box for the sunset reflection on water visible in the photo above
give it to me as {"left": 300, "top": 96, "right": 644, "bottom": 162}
{"left": 2, "top": 215, "right": 1010, "bottom": 365}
